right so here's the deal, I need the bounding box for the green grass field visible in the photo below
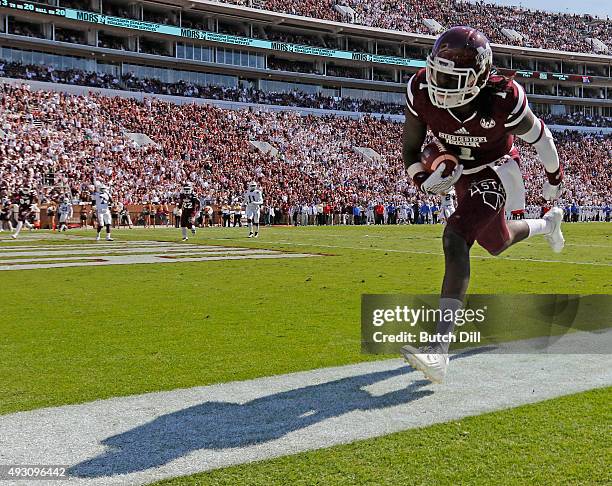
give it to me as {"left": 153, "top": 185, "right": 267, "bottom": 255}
{"left": 1, "top": 223, "right": 610, "bottom": 485}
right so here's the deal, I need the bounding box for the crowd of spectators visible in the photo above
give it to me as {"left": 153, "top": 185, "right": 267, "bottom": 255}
{"left": 3, "top": 61, "right": 611, "bottom": 126}
{"left": 541, "top": 112, "right": 612, "bottom": 128}
{"left": 0, "top": 61, "right": 405, "bottom": 114}
{"left": 1, "top": 84, "right": 610, "bottom": 224}
{"left": 220, "top": 0, "right": 611, "bottom": 54}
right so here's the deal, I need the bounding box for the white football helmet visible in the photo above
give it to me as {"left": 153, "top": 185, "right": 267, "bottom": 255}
{"left": 248, "top": 181, "right": 257, "bottom": 191}
{"left": 182, "top": 183, "right": 193, "bottom": 195}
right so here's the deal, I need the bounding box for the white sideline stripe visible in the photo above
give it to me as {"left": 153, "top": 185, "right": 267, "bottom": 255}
{"left": 0, "top": 252, "right": 318, "bottom": 271}
{"left": 252, "top": 239, "right": 612, "bottom": 267}
{"left": 0, "top": 331, "right": 609, "bottom": 486}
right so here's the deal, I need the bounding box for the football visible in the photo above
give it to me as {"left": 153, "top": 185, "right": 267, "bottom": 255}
{"left": 421, "top": 140, "right": 459, "bottom": 177}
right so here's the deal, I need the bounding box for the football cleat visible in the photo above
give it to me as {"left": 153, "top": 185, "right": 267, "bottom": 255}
{"left": 182, "top": 237, "right": 189, "bottom": 241}
{"left": 543, "top": 207, "right": 564, "bottom": 253}
{"left": 106, "top": 237, "right": 113, "bottom": 241}
{"left": 96, "top": 234, "right": 101, "bottom": 241}
{"left": 254, "top": 232, "right": 259, "bottom": 238}
{"left": 248, "top": 232, "right": 254, "bottom": 238}
{"left": 400, "top": 345, "right": 449, "bottom": 384}
{"left": 191, "top": 227, "right": 196, "bottom": 235}
{"left": 10, "top": 233, "right": 17, "bottom": 239}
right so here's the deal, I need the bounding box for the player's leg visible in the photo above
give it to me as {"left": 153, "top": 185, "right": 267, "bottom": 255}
{"left": 96, "top": 212, "right": 103, "bottom": 240}
{"left": 253, "top": 208, "right": 260, "bottom": 237}
{"left": 401, "top": 170, "right": 505, "bottom": 383}
{"left": 246, "top": 207, "right": 254, "bottom": 237}
{"left": 12, "top": 220, "right": 23, "bottom": 239}
{"left": 400, "top": 223, "right": 469, "bottom": 383}
{"left": 179, "top": 213, "right": 188, "bottom": 241}
{"left": 478, "top": 209, "right": 564, "bottom": 256}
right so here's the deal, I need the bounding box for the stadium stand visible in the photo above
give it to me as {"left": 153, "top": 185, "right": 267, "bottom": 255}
{"left": 1, "top": 84, "right": 610, "bottom": 223}
{"left": 219, "top": 0, "right": 611, "bottom": 54}
{"left": 2, "top": 61, "right": 611, "bottom": 126}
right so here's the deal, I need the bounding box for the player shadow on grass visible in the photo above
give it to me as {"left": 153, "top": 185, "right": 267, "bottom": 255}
{"left": 69, "top": 349, "right": 487, "bottom": 478}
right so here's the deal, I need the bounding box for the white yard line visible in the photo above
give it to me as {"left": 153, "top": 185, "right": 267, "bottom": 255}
{"left": 0, "top": 331, "right": 609, "bottom": 485}
{"left": 245, "top": 239, "right": 612, "bottom": 267}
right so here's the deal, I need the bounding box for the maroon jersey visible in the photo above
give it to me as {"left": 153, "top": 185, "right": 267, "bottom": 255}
{"left": 180, "top": 194, "right": 199, "bottom": 216}
{"left": 406, "top": 69, "right": 528, "bottom": 169}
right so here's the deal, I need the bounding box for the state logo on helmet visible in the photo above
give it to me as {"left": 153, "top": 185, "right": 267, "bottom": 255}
{"left": 426, "top": 26, "right": 493, "bottom": 109}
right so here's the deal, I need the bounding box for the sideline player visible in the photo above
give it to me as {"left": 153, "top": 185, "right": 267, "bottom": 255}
{"left": 244, "top": 181, "right": 263, "bottom": 238}
{"left": 179, "top": 182, "right": 199, "bottom": 241}
{"left": 439, "top": 191, "right": 456, "bottom": 224}
{"left": 10, "top": 187, "right": 37, "bottom": 239}
{"left": 400, "top": 27, "right": 565, "bottom": 383}
{"left": 0, "top": 187, "right": 13, "bottom": 233}
{"left": 57, "top": 197, "right": 73, "bottom": 232}
{"left": 92, "top": 181, "right": 113, "bottom": 241}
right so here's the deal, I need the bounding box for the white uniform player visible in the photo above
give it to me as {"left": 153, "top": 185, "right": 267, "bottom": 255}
{"left": 93, "top": 182, "right": 113, "bottom": 241}
{"left": 244, "top": 181, "right": 263, "bottom": 238}
{"left": 440, "top": 191, "right": 456, "bottom": 223}
{"left": 57, "top": 198, "right": 73, "bottom": 232}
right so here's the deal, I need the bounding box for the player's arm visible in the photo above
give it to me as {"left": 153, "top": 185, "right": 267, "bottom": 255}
{"left": 255, "top": 191, "right": 264, "bottom": 206}
{"left": 402, "top": 109, "right": 462, "bottom": 195}
{"left": 402, "top": 108, "right": 428, "bottom": 190}
{"left": 511, "top": 106, "right": 564, "bottom": 200}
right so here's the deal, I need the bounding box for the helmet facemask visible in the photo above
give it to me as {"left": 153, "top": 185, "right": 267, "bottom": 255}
{"left": 426, "top": 51, "right": 491, "bottom": 109}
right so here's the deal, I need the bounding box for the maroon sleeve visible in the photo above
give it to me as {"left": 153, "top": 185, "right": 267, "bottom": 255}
{"left": 405, "top": 69, "right": 427, "bottom": 117}
{"left": 504, "top": 80, "right": 529, "bottom": 129}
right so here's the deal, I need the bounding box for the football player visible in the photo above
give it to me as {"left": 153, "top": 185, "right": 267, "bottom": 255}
{"left": 244, "top": 181, "right": 263, "bottom": 238}
{"left": 0, "top": 187, "right": 12, "bottom": 232}
{"left": 179, "top": 183, "right": 199, "bottom": 241}
{"left": 10, "top": 187, "right": 37, "bottom": 239}
{"left": 92, "top": 181, "right": 113, "bottom": 241}
{"left": 440, "top": 190, "right": 456, "bottom": 223}
{"left": 57, "top": 197, "right": 73, "bottom": 232}
{"left": 400, "top": 27, "right": 565, "bottom": 383}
